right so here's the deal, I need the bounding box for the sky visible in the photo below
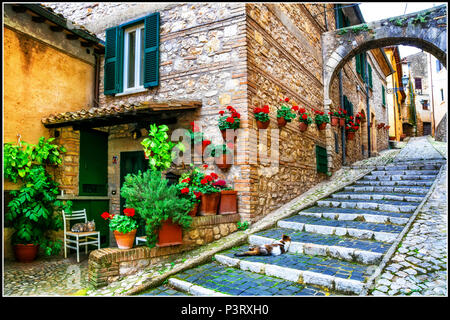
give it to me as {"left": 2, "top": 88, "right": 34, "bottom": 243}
{"left": 358, "top": 2, "right": 446, "bottom": 58}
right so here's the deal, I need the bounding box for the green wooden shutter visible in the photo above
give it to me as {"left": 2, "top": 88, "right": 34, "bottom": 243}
{"left": 382, "top": 85, "right": 386, "bottom": 106}
{"left": 361, "top": 53, "right": 366, "bottom": 81}
{"left": 104, "top": 26, "right": 123, "bottom": 95}
{"left": 368, "top": 63, "right": 373, "bottom": 89}
{"left": 143, "top": 12, "right": 160, "bottom": 88}
{"left": 316, "top": 145, "right": 328, "bottom": 174}
{"left": 355, "top": 54, "right": 361, "bottom": 75}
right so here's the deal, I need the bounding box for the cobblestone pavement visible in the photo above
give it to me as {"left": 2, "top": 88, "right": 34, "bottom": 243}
{"left": 370, "top": 141, "right": 447, "bottom": 296}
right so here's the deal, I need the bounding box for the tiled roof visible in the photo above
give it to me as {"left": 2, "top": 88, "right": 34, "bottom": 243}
{"left": 41, "top": 101, "right": 202, "bottom": 128}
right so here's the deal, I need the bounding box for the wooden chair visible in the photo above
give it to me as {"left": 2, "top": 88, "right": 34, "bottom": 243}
{"left": 62, "top": 209, "right": 100, "bottom": 263}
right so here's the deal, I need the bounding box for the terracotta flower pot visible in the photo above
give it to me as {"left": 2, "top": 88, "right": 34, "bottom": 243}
{"left": 346, "top": 131, "right": 355, "bottom": 140}
{"left": 157, "top": 218, "right": 183, "bottom": 247}
{"left": 339, "top": 118, "right": 346, "bottom": 127}
{"left": 114, "top": 229, "right": 137, "bottom": 249}
{"left": 317, "top": 122, "right": 327, "bottom": 130}
{"left": 219, "top": 190, "right": 237, "bottom": 215}
{"left": 199, "top": 192, "right": 220, "bottom": 216}
{"left": 188, "top": 202, "right": 199, "bottom": 217}
{"left": 256, "top": 120, "right": 270, "bottom": 129}
{"left": 215, "top": 153, "right": 232, "bottom": 170}
{"left": 220, "top": 129, "right": 237, "bottom": 142}
{"left": 299, "top": 122, "right": 308, "bottom": 132}
{"left": 277, "top": 117, "right": 287, "bottom": 127}
{"left": 331, "top": 116, "right": 339, "bottom": 126}
{"left": 13, "top": 244, "right": 39, "bottom": 263}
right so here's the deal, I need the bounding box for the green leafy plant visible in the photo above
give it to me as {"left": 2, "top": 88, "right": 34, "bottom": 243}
{"left": 141, "top": 124, "right": 185, "bottom": 172}
{"left": 4, "top": 137, "right": 71, "bottom": 255}
{"left": 313, "top": 110, "right": 330, "bottom": 126}
{"left": 297, "top": 107, "right": 313, "bottom": 124}
{"left": 276, "top": 98, "right": 297, "bottom": 122}
{"left": 120, "top": 170, "right": 193, "bottom": 248}
{"left": 237, "top": 221, "right": 249, "bottom": 231}
{"left": 210, "top": 144, "right": 232, "bottom": 158}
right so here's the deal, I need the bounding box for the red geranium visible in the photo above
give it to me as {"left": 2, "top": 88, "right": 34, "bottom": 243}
{"left": 123, "top": 208, "right": 135, "bottom": 217}
{"left": 302, "top": 114, "right": 308, "bottom": 120}
{"left": 299, "top": 108, "right": 306, "bottom": 114}
{"left": 200, "top": 178, "right": 207, "bottom": 185}
{"left": 205, "top": 175, "right": 213, "bottom": 182}
{"left": 210, "top": 172, "right": 218, "bottom": 179}
{"left": 226, "top": 117, "right": 235, "bottom": 123}
{"left": 284, "top": 97, "right": 290, "bottom": 102}
{"left": 203, "top": 164, "right": 208, "bottom": 169}
{"left": 292, "top": 105, "right": 299, "bottom": 111}
{"left": 202, "top": 140, "right": 211, "bottom": 147}
{"left": 194, "top": 191, "right": 202, "bottom": 199}
{"left": 181, "top": 178, "right": 190, "bottom": 183}
{"left": 181, "top": 187, "right": 190, "bottom": 194}
{"left": 101, "top": 211, "right": 111, "bottom": 220}
{"left": 219, "top": 110, "right": 225, "bottom": 116}
{"left": 262, "top": 105, "right": 270, "bottom": 113}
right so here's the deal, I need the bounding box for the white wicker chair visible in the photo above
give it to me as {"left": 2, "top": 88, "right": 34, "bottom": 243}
{"left": 62, "top": 209, "right": 100, "bottom": 263}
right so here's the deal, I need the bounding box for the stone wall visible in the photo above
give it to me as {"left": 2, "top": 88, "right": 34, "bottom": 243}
{"left": 435, "top": 113, "right": 447, "bottom": 142}
{"left": 88, "top": 213, "right": 240, "bottom": 287}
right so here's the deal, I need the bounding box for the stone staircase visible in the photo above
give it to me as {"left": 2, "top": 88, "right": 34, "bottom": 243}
{"left": 140, "top": 158, "right": 445, "bottom": 296}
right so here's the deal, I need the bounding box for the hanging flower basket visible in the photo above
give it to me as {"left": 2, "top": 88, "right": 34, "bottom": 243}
{"left": 346, "top": 131, "right": 355, "bottom": 140}
{"left": 299, "top": 122, "right": 308, "bottom": 132}
{"left": 277, "top": 117, "right": 287, "bottom": 127}
{"left": 318, "top": 122, "right": 327, "bottom": 130}
{"left": 331, "top": 116, "right": 339, "bottom": 126}
{"left": 339, "top": 118, "right": 346, "bottom": 127}
{"left": 254, "top": 105, "right": 270, "bottom": 129}
{"left": 256, "top": 120, "right": 270, "bottom": 129}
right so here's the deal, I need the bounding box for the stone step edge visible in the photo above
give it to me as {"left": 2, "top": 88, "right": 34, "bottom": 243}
{"left": 277, "top": 220, "right": 398, "bottom": 243}
{"left": 343, "top": 186, "right": 428, "bottom": 194}
{"left": 316, "top": 199, "right": 418, "bottom": 213}
{"left": 298, "top": 211, "right": 409, "bottom": 225}
{"left": 168, "top": 278, "right": 230, "bottom": 296}
{"left": 249, "top": 234, "right": 383, "bottom": 265}
{"left": 214, "top": 254, "right": 364, "bottom": 295}
{"left": 330, "top": 193, "right": 424, "bottom": 202}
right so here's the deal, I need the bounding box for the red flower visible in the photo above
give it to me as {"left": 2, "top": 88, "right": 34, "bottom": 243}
{"left": 190, "top": 121, "right": 200, "bottom": 132}
{"left": 206, "top": 175, "right": 213, "bottom": 182}
{"left": 181, "top": 178, "right": 190, "bottom": 183}
{"left": 181, "top": 187, "right": 190, "bottom": 194}
{"left": 200, "top": 178, "right": 207, "bottom": 185}
{"left": 262, "top": 105, "right": 269, "bottom": 113}
{"left": 328, "top": 112, "right": 332, "bottom": 115}
{"left": 302, "top": 114, "right": 308, "bottom": 120}
{"left": 284, "top": 97, "right": 290, "bottom": 102}
{"left": 227, "top": 106, "right": 235, "bottom": 112}
{"left": 203, "top": 164, "right": 208, "bottom": 169}
{"left": 194, "top": 191, "right": 202, "bottom": 199}
{"left": 349, "top": 116, "right": 354, "bottom": 120}
{"left": 202, "top": 140, "right": 211, "bottom": 147}
{"left": 101, "top": 212, "right": 111, "bottom": 220}
{"left": 254, "top": 107, "right": 261, "bottom": 114}
{"left": 210, "top": 172, "right": 218, "bottom": 179}
{"left": 292, "top": 105, "right": 299, "bottom": 111}
{"left": 356, "top": 119, "right": 361, "bottom": 124}
{"left": 124, "top": 208, "right": 135, "bottom": 217}
{"left": 299, "top": 108, "right": 306, "bottom": 114}
{"left": 343, "top": 110, "right": 347, "bottom": 114}
{"left": 226, "top": 117, "right": 235, "bottom": 123}
{"left": 232, "top": 112, "right": 240, "bottom": 118}
{"left": 219, "top": 110, "right": 225, "bottom": 116}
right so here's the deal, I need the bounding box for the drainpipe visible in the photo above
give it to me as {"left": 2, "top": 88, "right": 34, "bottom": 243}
{"left": 324, "top": 4, "right": 328, "bottom": 31}
{"left": 365, "top": 53, "right": 371, "bottom": 157}
{"left": 93, "top": 52, "right": 101, "bottom": 108}
{"left": 428, "top": 53, "right": 436, "bottom": 136}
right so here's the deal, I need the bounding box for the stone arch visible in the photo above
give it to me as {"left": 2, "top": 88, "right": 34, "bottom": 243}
{"left": 322, "top": 4, "right": 447, "bottom": 104}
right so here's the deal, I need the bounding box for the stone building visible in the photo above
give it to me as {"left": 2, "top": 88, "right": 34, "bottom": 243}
{"left": 5, "top": 3, "right": 392, "bottom": 260}
{"left": 384, "top": 46, "right": 406, "bottom": 142}
{"left": 427, "top": 54, "right": 447, "bottom": 141}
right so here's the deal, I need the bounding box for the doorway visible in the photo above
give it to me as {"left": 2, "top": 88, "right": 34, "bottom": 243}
{"left": 423, "top": 122, "right": 432, "bottom": 136}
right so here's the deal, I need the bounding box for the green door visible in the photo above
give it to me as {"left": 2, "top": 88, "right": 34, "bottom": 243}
{"left": 120, "top": 151, "right": 148, "bottom": 236}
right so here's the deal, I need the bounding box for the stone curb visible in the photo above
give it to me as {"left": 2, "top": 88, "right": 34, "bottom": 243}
{"left": 168, "top": 278, "right": 229, "bottom": 296}
{"left": 359, "top": 162, "right": 447, "bottom": 296}
{"left": 248, "top": 234, "right": 383, "bottom": 265}
{"left": 214, "top": 254, "right": 364, "bottom": 294}
{"left": 125, "top": 152, "right": 396, "bottom": 296}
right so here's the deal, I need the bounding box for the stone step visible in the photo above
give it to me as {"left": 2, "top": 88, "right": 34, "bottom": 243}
{"left": 361, "top": 174, "right": 436, "bottom": 181}
{"left": 317, "top": 198, "right": 420, "bottom": 213}
{"left": 354, "top": 180, "right": 434, "bottom": 187}
{"left": 299, "top": 206, "right": 410, "bottom": 225}
{"left": 370, "top": 169, "right": 439, "bottom": 176}
{"left": 250, "top": 228, "right": 391, "bottom": 264}
{"left": 169, "top": 262, "right": 331, "bottom": 296}
{"left": 216, "top": 247, "right": 375, "bottom": 294}
{"left": 376, "top": 164, "right": 442, "bottom": 171}
{"left": 278, "top": 215, "right": 403, "bottom": 243}
{"left": 330, "top": 191, "right": 424, "bottom": 202}
{"left": 344, "top": 185, "right": 429, "bottom": 195}
{"left": 390, "top": 159, "right": 445, "bottom": 166}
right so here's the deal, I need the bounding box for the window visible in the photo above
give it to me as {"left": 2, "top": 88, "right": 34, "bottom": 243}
{"left": 315, "top": 145, "right": 328, "bottom": 174}
{"left": 421, "top": 99, "right": 429, "bottom": 110}
{"left": 335, "top": 4, "right": 351, "bottom": 29}
{"left": 368, "top": 63, "right": 373, "bottom": 89}
{"left": 104, "top": 13, "right": 160, "bottom": 96}
{"left": 436, "top": 60, "right": 443, "bottom": 72}
{"left": 355, "top": 52, "right": 367, "bottom": 82}
{"left": 414, "top": 77, "right": 422, "bottom": 90}
{"left": 381, "top": 85, "right": 386, "bottom": 107}
{"left": 123, "top": 24, "right": 145, "bottom": 92}
{"left": 440, "top": 89, "right": 445, "bottom": 101}
{"left": 343, "top": 95, "right": 353, "bottom": 116}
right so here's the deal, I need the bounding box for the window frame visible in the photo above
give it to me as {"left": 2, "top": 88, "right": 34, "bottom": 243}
{"left": 123, "top": 23, "right": 145, "bottom": 94}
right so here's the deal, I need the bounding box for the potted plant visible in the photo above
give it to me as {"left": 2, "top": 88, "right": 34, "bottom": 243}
{"left": 345, "top": 122, "right": 360, "bottom": 140}
{"left": 141, "top": 124, "right": 185, "bottom": 172}
{"left": 101, "top": 209, "right": 138, "bottom": 249}
{"left": 4, "top": 137, "right": 70, "bottom": 262}
{"left": 328, "top": 109, "right": 345, "bottom": 127}
{"left": 314, "top": 110, "right": 330, "bottom": 130}
{"left": 175, "top": 176, "right": 202, "bottom": 217}
{"left": 338, "top": 108, "right": 347, "bottom": 126}
{"left": 218, "top": 106, "right": 240, "bottom": 141}
{"left": 276, "top": 98, "right": 297, "bottom": 127}
{"left": 121, "top": 170, "right": 193, "bottom": 248}
{"left": 185, "top": 121, "right": 211, "bottom": 156}
{"left": 254, "top": 105, "right": 270, "bottom": 129}
{"left": 297, "top": 107, "right": 313, "bottom": 132}
{"left": 213, "top": 180, "right": 238, "bottom": 215}
{"left": 211, "top": 144, "right": 233, "bottom": 170}
{"left": 188, "top": 168, "right": 221, "bottom": 216}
